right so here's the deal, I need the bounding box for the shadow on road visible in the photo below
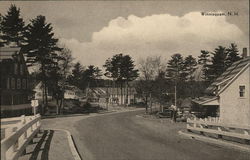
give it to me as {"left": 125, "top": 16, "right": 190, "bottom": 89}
{"left": 20, "top": 130, "right": 54, "bottom": 160}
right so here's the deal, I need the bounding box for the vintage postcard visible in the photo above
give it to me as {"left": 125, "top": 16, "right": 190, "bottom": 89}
{"left": 0, "top": 0, "right": 249, "bottom": 160}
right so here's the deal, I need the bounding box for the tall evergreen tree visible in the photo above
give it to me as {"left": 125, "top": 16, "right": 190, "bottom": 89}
{"left": 165, "top": 54, "right": 186, "bottom": 101}
{"left": 68, "top": 62, "right": 84, "bottom": 89}
{"left": 0, "top": 14, "right": 4, "bottom": 47}
{"left": 225, "top": 43, "right": 241, "bottom": 67}
{"left": 104, "top": 54, "right": 138, "bottom": 105}
{"left": 183, "top": 55, "right": 197, "bottom": 81}
{"left": 207, "top": 46, "right": 227, "bottom": 82}
{"left": 166, "top": 53, "right": 186, "bottom": 82}
{"left": 0, "top": 4, "right": 25, "bottom": 46}
{"left": 198, "top": 50, "right": 210, "bottom": 81}
{"left": 198, "top": 50, "right": 210, "bottom": 65}
{"left": 23, "top": 15, "right": 61, "bottom": 114}
{"left": 82, "top": 65, "right": 102, "bottom": 88}
{"left": 120, "top": 55, "right": 139, "bottom": 104}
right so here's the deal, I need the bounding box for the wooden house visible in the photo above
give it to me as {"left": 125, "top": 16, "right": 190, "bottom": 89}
{"left": 193, "top": 53, "right": 250, "bottom": 126}
{"left": 0, "top": 47, "right": 32, "bottom": 117}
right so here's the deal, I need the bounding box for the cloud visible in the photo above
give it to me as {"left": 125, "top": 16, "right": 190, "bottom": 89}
{"left": 60, "top": 12, "right": 247, "bottom": 68}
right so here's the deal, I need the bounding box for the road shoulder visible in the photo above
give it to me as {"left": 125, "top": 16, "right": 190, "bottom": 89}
{"left": 178, "top": 130, "right": 250, "bottom": 153}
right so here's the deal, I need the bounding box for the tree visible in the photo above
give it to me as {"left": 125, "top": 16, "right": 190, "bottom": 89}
{"left": 137, "top": 56, "right": 165, "bottom": 112}
{"left": 82, "top": 65, "right": 102, "bottom": 88}
{"left": 57, "top": 47, "right": 74, "bottom": 114}
{"left": 165, "top": 53, "right": 187, "bottom": 104}
{"left": 198, "top": 50, "right": 210, "bottom": 65}
{"left": 207, "top": 46, "right": 227, "bottom": 82}
{"left": 183, "top": 55, "right": 197, "bottom": 81}
{"left": 166, "top": 53, "right": 185, "bottom": 82}
{"left": 68, "top": 62, "right": 84, "bottom": 89}
{"left": 138, "top": 56, "right": 163, "bottom": 81}
{"left": 120, "top": 55, "right": 139, "bottom": 104}
{"left": 23, "top": 15, "right": 61, "bottom": 114}
{"left": 0, "top": 14, "right": 5, "bottom": 47}
{"left": 198, "top": 50, "right": 210, "bottom": 82}
{"left": 225, "top": 43, "right": 241, "bottom": 67}
{"left": 104, "top": 54, "right": 138, "bottom": 105}
{"left": 0, "top": 4, "right": 25, "bottom": 46}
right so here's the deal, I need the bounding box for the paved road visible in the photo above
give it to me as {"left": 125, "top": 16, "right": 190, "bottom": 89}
{"left": 73, "top": 111, "right": 250, "bottom": 160}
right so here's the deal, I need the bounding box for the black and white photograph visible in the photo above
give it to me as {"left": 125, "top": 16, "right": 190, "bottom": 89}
{"left": 0, "top": 0, "right": 249, "bottom": 160}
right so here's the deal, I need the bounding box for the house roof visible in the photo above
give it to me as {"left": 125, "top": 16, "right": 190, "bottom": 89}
{"left": 88, "top": 88, "right": 107, "bottom": 98}
{"left": 205, "top": 57, "right": 250, "bottom": 95}
{"left": 65, "top": 85, "right": 82, "bottom": 91}
{"left": 192, "top": 96, "right": 219, "bottom": 105}
{"left": 0, "top": 47, "right": 20, "bottom": 61}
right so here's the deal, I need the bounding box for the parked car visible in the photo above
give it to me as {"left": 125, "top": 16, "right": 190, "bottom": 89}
{"left": 156, "top": 109, "right": 172, "bottom": 118}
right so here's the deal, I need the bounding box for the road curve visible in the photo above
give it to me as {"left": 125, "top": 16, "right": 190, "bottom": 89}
{"left": 73, "top": 111, "right": 250, "bottom": 160}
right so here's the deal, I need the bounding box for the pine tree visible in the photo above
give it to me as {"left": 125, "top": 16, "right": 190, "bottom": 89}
{"left": 68, "top": 62, "right": 84, "bottom": 89}
{"left": 198, "top": 50, "right": 210, "bottom": 81}
{"left": 207, "top": 46, "right": 227, "bottom": 82}
{"left": 198, "top": 50, "right": 210, "bottom": 64}
{"left": 0, "top": 14, "right": 4, "bottom": 47}
{"left": 82, "top": 65, "right": 102, "bottom": 88}
{"left": 0, "top": 4, "right": 25, "bottom": 46}
{"left": 104, "top": 54, "right": 138, "bottom": 105}
{"left": 23, "top": 15, "right": 61, "bottom": 114}
{"left": 225, "top": 43, "right": 241, "bottom": 67}
{"left": 183, "top": 55, "right": 197, "bottom": 81}
{"left": 166, "top": 53, "right": 185, "bottom": 82}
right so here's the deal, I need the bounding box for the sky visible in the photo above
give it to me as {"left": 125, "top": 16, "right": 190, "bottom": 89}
{"left": 0, "top": 0, "right": 249, "bottom": 68}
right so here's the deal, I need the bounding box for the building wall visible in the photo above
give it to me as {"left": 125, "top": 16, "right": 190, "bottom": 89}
{"left": 219, "top": 66, "right": 250, "bottom": 126}
{"left": 109, "top": 94, "right": 135, "bottom": 105}
{"left": 64, "top": 90, "right": 76, "bottom": 99}
{"left": 64, "top": 90, "right": 81, "bottom": 100}
{"left": 0, "top": 53, "right": 30, "bottom": 105}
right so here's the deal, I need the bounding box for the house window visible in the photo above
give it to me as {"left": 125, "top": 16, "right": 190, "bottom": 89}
{"left": 239, "top": 85, "right": 245, "bottom": 97}
{"left": 17, "top": 78, "right": 21, "bottom": 89}
{"left": 11, "top": 78, "right": 15, "bottom": 89}
{"left": 20, "top": 64, "right": 23, "bottom": 75}
{"left": 22, "top": 79, "right": 26, "bottom": 89}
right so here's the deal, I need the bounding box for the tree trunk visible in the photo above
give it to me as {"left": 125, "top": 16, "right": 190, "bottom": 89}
{"left": 126, "top": 81, "right": 129, "bottom": 105}
{"left": 44, "top": 80, "right": 48, "bottom": 114}
{"left": 59, "top": 98, "right": 64, "bottom": 114}
{"left": 150, "top": 92, "right": 152, "bottom": 114}
{"left": 116, "top": 81, "right": 119, "bottom": 105}
{"left": 120, "top": 82, "right": 123, "bottom": 105}
{"left": 56, "top": 97, "right": 59, "bottom": 115}
{"left": 145, "top": 96, "right": 148, "bottom": 113}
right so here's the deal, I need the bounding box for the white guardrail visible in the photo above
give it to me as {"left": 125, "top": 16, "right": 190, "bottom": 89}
{"left": 187, "top": 117, "right": 250, "bottom": 142}
{"left": 1, "top": 114, "right": 41, "bottom": 160}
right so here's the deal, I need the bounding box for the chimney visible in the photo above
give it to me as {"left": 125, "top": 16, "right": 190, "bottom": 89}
{"left": 242, "top": 48, "right": 248, "bottom": 58}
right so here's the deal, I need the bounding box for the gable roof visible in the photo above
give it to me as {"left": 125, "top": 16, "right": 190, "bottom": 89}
{"left": 205, "top": 57, "right": 250, "bottom": 95}
{"left": 192, "top": 96, "right": 219, "bottom": 105}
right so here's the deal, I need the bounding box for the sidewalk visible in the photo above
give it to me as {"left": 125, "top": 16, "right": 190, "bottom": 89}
{"left": 18, "top": 129, "right": 73, "bottom": 160}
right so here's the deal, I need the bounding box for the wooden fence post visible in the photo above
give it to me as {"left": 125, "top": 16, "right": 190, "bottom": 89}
{"left": 6, "top": 127, "right": 19, "bottom": 159}
{"left": 217, "top": 127, "right": 222, "bottom": 139}
{"left": 20, "top": 115, "right": 27, "bottom": 154}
